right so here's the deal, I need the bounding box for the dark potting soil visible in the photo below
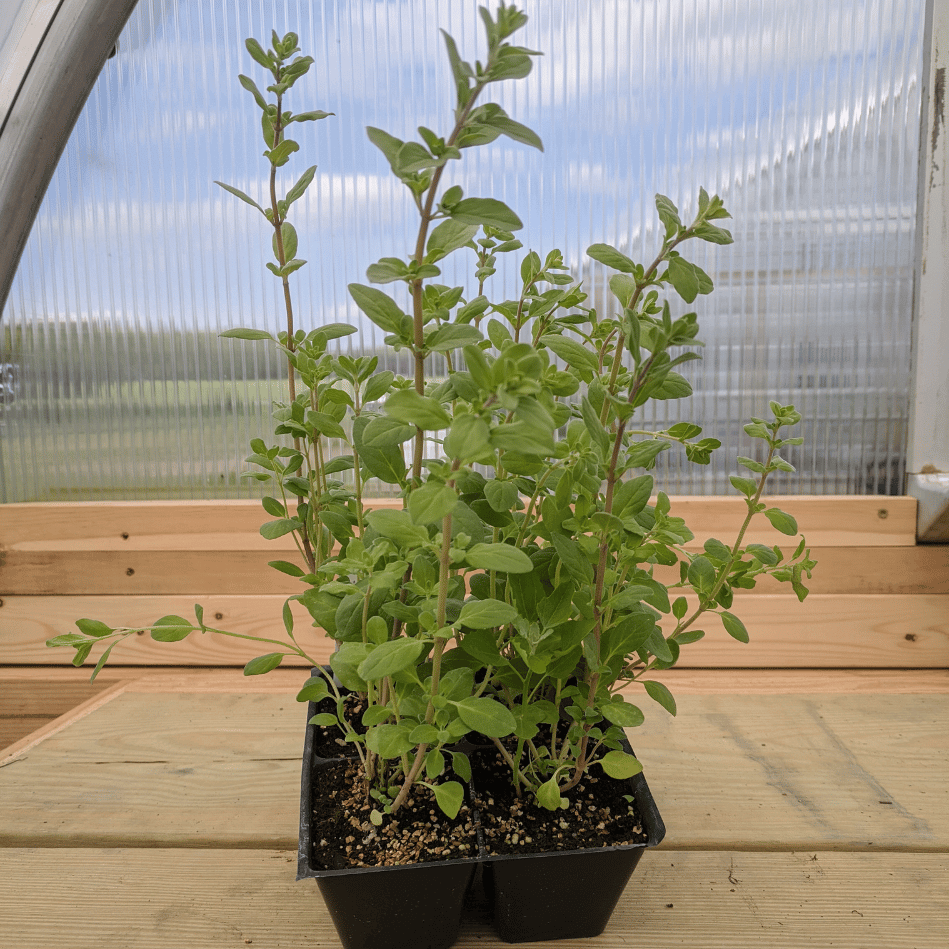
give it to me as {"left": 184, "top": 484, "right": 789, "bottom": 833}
{"left": 470, "top": 746, "right": 648, "bottom": 856}
{"left": 309, "top": 749, "right": 649, "bottom": 871}
{"left": 308, "top": 691, "right": 366, "bottom": 758}
{"left": 310, "top": 758, "right": 479, "bottom": 870}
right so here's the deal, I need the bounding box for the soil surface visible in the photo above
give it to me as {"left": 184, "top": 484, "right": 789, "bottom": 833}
{"left": 308, "top": 691, "right": 365, "bottom": 758}
{"left": 310, "top": 758, "right": 479, "bottom": 869}
{"left": 470, "top": 745, "right": 648, "bottom": 856}
{"left": 309, "top": 747, "right": 648, "bottom": 870}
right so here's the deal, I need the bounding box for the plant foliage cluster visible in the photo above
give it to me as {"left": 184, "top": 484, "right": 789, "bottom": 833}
{"left": 50, "top": 7, "right": 815, "bottom": 823}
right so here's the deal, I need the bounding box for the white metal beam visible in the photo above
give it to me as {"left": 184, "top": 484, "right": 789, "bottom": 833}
{"left": 0, "top": 0, "right": 138, "bottom": 316}
{"left": 909, "top": 0, "right": 949, "bottom": 540}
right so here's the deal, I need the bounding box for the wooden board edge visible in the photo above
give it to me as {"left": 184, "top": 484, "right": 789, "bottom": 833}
{"left": 0, "top": 679, "right": 132, "bottom": 765}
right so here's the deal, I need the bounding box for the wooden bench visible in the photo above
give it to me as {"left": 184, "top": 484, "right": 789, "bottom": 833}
{"left": 1, "top": 496, "right": 947, "bottom": 948}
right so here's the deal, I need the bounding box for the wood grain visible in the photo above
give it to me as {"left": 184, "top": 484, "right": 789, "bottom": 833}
{"left": 0, "top": 495, "right": 916, "bottom": 551}
{"left": 0, "top": 679, "right": 114, "bottom": 752}
{"left": 4, "top": 542, "right": 946, "bottom": 596}
{"left": 0, "top": 849, "right": 945, "bottom": 949}
{"left": 3, "top": 592, "right": 946, "bottom": 667}
{"left": 0, "top": 692, "right": 944, "bottom": 851}
{"left": 2, "top": 666, "right": 948, "bottom": 694}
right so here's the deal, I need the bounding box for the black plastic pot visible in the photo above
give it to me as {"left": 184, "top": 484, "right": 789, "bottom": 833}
{"left": 481, "top": 765, "right": 666, "bottom": 943}
{"left": 297, "top": 727, "right": 480, "bottom": 949}
{"left": 297, "top": 670, "right": 665, "bottom": 947}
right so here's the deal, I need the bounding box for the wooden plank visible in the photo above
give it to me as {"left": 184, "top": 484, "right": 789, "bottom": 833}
{"left": 637, "top": 693, "right": 949, "bottom": 852}
{"left": 0, "top": 692, "right": 944, "bottom": 850}
{"left": 0, "top": 594, "right": 330, "bottom": 667}
{"left": 2, "top": 666, "right": 948, "bottom": 695}
{"left": 0, "top": 718, "right": 49, "bottom": 750}
{"left": 3, "top": 593, "right": 946, "bottom": 667}
{"left": 0, "top": 849, "right": 945, "bottom": 949}
{"left": 0, "top": 679, "right": 112, "bottom": 716}
{"left": 0, "top": 679, "right": 114, "bottom": 752}
{"left": 0, "top": 680, "right": 129, "bottom": 763}
{"left": 5, "top": 542, "right": 947, "bottom": 596}
{"left": 0, "top": 495, "right": 917, "bottom": 550}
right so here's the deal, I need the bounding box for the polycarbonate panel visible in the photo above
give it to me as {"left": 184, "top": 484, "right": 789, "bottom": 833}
{"left": 0, "top": 0, "right": 924, "bottom": 501}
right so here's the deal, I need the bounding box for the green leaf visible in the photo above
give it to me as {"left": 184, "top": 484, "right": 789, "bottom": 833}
{"left": 367, "top": 722, "right": 415, "bottom": 759}
{"left": 580, "top": 395, "right": 611, "bottom": 456}
{"left": 465, "top": 542, "right": 534, "bottom": 574}
{"left": 316, "top": 322, "right": 358, "bottom": 341}
{"left": 426, "top": 219, "right": 479, "bottom": 261}
{"left": 484, "top": 479, "right": 519, "bottom": 513}
{"left": 244, "top": 652, "right": 284, "bottom": 676}
{"left": 215, "top": 180, "right": 265, "bottom": 214}
{"left": 385, "top": 389, "right": 451, "bottom": 430}
{"left": 46, "top": 633, "right": 87, "bottom": 647}
{"left": 238, "top": 73, "right": 269, "bottom": 111}
{"left": 427, "top": 323, "right": 483, "bottom": 352}
{"left": 365, "top": 508, "right": 429, "bottom": 547}
{"left": 432, "top": 781, "right": 464, "bottom": 819}
{"left": 150, "top": 615, "right": 194, "bottom": 642}
{"left": 348, "top": 283, "right": 405, "bottom": 333}
{"left": 286, "top": 164, "right": 316, "bottom": 205}
{"left": 366, "top": 258, "right": 409, "bottom": 284}
{"left": 729, "top": 475, "right": 758, "bottom": 498}
{"left": 737, "top": 456, "right": 767, "bottom": 473}
{"left": 598, "top": 750, "right": 644, "bottom": 780}
{"left": 220, "top": 327, "right": 274, "bottom": 341}
{"left": 365, "top": 126, "right": 404, "bottom": 170}
{"left": 288, "top": 110, "right": 334, "bottom": 124}
{"left": 687, "top": 555, "right": 717, "bottom": 595}
{"left": 359, "top": 443, "right": 408, "bottom": 485}
{"left": 643, "top": 680, "right": 677, "bottom": 715}
{"left": 667, "top": 256, "right": 713, "bottom": 304}
{"left": 408, "top": 481, "right": 458, "bottom": 525}
{"left": 452, "top": 697, "right": 516, "bottom": 737}
{"left": 458, "top": 598, "right": 517, "bottom": 629}
{"left": 75, "top": 619, "right": 113, "bottom": 639}
{"left": 410, "top": 723, "right": 440, "bottom": 744}
{"left": 764, "top": 508, "right": 799, "bottom": 536}
{"left": 260, "top": 518, "right": 302, "bottom": 540}
{"left": 551, "top": 533, "right": 594, "bottom": 584}
{"left": 600, "top": 699, "right": 645, "bottom": 728}
{"left": 655, "top": 193, "right": 682, "bottom": 238}
{"left": 358, "top": 637, "right": 426, "bottom": 682}
{"left": 271, "top": 221, "right": 297, "bottom": 260}
{"left": 450, "top": 197, "right": 523, "bottom": 231}
{"left": 451, "top": 751, "right": 472, "bottom": 783}
{"left": 330, "top": 641, "right": 371, "bottom": 691}
{"left": 425, "top": 747, "right": 446, "bottom": 778}
{"left": 89, "top": 641, "right": 118, "bottom": 682}
{"left": 296, "top": 677, "right": 330, "bottom": 704}
{"left": 489, "top": 115, "right": 543, "bottom": 151}
{"left": 612, "top": 474, "right": 653, "bottom": 517}
{"left": 359, "top": 416, "right": 415, "bottom": 447}
{"left": 536, "top": 777, "right": 566, "bottom": 810}
{"left": 269, "top": 560, "right": 305, "bottom": 578}
{"left": 261, "top": 495, "right": 285, "bottom": 517}
{"left": 444, "top": 414, "right": 491, "bottom": 461}
{"left": 267, "top": 138, "right": 300, "bottom": 167}
{"left": 586, "top": 243, "right": 637, "bottom": 274}
{"left": 244, "top": 38, "right": 273, "bottom": 69}
{"left": 71, "top": 641, "right": 94, "bottom": 667}
{"left": 693, "top": 222, "right": 734, "bottom": 245}
{"left": 540, "top": 334, "right": 599, "bottom": 373}
{"left": 363, "top": 370, "right": 395, "bottom": 404}
{"left": 720, "top": 611, "right": 750, "bottom": 643}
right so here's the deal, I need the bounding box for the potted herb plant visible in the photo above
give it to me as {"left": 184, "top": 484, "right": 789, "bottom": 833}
{"left": 48, "top": 6, "right": 815, "bottom": 948}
